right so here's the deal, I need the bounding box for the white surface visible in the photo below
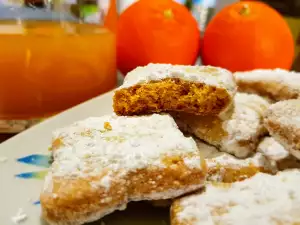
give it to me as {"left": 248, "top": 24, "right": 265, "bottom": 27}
{"left": 0, "top": 91, "right": 114, "bottom": 225}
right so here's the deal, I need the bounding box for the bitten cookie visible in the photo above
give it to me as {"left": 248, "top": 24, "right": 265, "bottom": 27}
{"left": 264, "top": 99, "right": 300, "bottom": 160}
{"left": 41, "top": 114, "right": 206, "bottom": 225}
{"left": 114, "top": 63, "right": 236, "bottom": 116}
{"left": 235, "top": 69, "right": 300, "bottom": 101}
{"left": 171, "top": 170, "right": 300, "bottom": 225}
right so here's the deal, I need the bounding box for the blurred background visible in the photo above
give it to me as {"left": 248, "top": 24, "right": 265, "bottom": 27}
{"left": 0, "top": 0, "right": 298, "bottom": 137}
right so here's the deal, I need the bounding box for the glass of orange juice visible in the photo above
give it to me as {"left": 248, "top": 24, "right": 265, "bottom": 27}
{"left": 0, "top": 0, "right": 117, "bottom": 133}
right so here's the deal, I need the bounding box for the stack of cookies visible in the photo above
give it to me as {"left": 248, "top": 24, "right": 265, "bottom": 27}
{"left": 40, "top": 64, "right": 300, "bottom": 225}
{"left": 235, "top": 69, "right": 300, "bottom": 169}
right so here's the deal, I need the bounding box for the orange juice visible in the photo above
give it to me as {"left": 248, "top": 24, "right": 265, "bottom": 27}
{"left": 0, "top": 20, "right": 116, "bottom": 120}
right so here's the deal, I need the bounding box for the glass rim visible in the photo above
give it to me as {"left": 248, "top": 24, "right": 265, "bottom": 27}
{"left": 0, "top": 5, "right": 77, "bottom": 21}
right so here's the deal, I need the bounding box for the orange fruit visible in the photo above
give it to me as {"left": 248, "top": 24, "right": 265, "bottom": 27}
{"left": 201, "top": 1, "right": 294, "bottom": 72}
{"left": 117, "top": 0, "right": 200, "bottom": 75}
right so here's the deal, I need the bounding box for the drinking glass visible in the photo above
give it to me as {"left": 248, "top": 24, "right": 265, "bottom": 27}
{"left": 0, "top": 0, "right": 117, "bottom": 133}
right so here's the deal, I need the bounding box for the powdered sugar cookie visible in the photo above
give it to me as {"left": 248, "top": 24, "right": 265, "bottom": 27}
{"left": 171, "top": 170, "right": 300, "bottom": 225}
{"left": 257, "top": 137, "right": 300, "bottom": 171}
{"left": 174, "top": 93, "right": 270, "bottom": 158}
{"left": 150, "top": 139, "right": 276, "bottom": 209}
{"left": 257, "top": 137, "right": 289, "bottom": 161}
{"left": 264, "top": 99, "right": 300, "bottom": 160}
{"left": 113, "top": 63, "right": 236, "bottom": 116}
{"left": 235, "top": 69, "right": 300, "bottom": 101}
{"left": 150, "top": 140, "right": 276, "bottom": 209}
{"left": 196, "top": 140, "right": 276, "bottom": 183}
{"left": 41, "top": 114, "right": 206, "bottom": 225}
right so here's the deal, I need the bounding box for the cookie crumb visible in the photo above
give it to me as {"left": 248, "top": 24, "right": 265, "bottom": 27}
{"left": 0, "top": 156, "right": 7, "bottom": 163}
{"left": 11, "top": 208, "right": 27, "bottom": 224}
{"left": 104, "top": 122, "right": 112, "bottom": 131}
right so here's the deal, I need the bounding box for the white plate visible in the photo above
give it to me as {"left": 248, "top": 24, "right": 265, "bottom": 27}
{"left": 0, "top": 91, "right": 169, "bottom": 225}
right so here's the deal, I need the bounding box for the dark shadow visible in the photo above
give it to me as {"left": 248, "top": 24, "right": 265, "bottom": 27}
{"left": 88, "top": 202, "right": 169, "bottom": 225}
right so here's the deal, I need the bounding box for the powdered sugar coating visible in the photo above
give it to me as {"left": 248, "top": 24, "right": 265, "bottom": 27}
{"left": 175, "top": 93, "right": 269, "bottom": 158}
{"left": 235, "top": 68, "right": 299, "bottom": 82}
{"left": 257, "top": 137, "right": 289, "bottom": 161}
{"left": 264, "top": 99, "right": 300, "bottom": 160}
{"left": 42, "top": 114, "right": 206, "bottom": 225}
{"left": 11, "top": 208, "right": 27, "bottom": 224}
{"left": 43, "top": 173, "right": 53, "bottom": 193}
{"left": 131, "top": 184, "right": 203, "bottom": 201}
{"left": 234, "top": 92, "right": 271, "bottom": 116}
{"left": 196, "top": 140, "right": 276, "bottom": 182}
{"left": 48, "top": 114, "right": 203, "bottom": 189}
{"left": 207, "top": 152, "right": 273, "bottom": 171}
{"left": 221, "top": 107, "right": 261, "bottom": 156}
{"left": 0, "top": 156, "right": 7, "bottom": 163}
{"left": 121, "top": 63, "right": 236, "bottom": 97}
{"left": 174, "top": 170, "right": 300, "bottom": 225}
{"left": 221, "top": 93, "right": 269, "bottom": 157}
{"left": 235, "top": 69, "right": 300, "bottom": 101}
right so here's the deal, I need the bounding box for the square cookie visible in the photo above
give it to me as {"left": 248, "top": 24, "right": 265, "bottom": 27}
{"left": 264, "top": 99, "right": 300, "bottom": 160}
{"left": 41, "top": 114, "right": 206, "bottom": 225}
{"left": 197, "top": 139, "right": 276, "bottom": 183}
{"left": 171, "top": 170, "right": 300, "bottom": 225}
{"left": 235, "top": 69, "right": 300, "bottom": 101}
{"left": 173, "top": 93, "right": 270, "bottom": 158}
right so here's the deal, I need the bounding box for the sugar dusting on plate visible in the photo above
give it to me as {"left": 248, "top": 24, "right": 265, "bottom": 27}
{"left": 0, "top": 156, "right": 7, "bottom": 163}
{"left": 11, "top": 208, "right": 27, "bottom": 224}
